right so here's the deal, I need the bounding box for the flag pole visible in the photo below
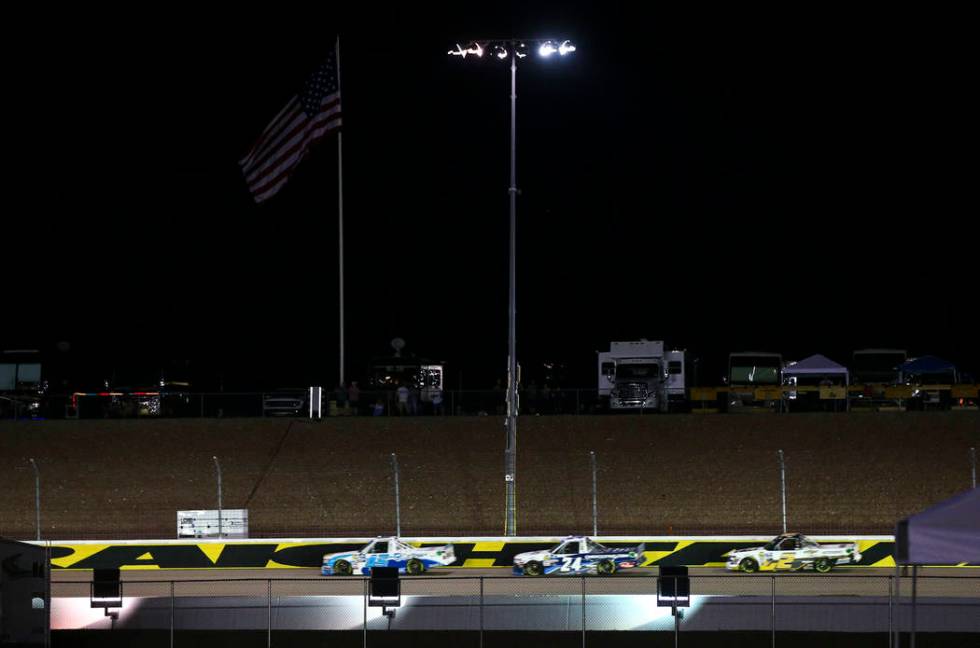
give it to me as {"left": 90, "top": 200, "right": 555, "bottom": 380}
{"left": 336, "top": 35, "right": 345, "bottom": 388}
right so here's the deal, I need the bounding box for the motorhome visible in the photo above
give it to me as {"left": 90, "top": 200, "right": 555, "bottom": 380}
{"left": 598, "top": 340, "right": 678, "bottom": 412}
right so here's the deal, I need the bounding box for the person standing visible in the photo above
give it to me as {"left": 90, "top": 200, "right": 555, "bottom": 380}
{"left": 348, "top": 381, "right": 360, "bottom": 415}
{"left": 396, "top": 383, "right": 409, "bottom": 415}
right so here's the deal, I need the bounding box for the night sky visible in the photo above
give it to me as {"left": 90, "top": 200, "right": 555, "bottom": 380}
{"left": 5, "top": 4, "right": 976, "bottom": 390}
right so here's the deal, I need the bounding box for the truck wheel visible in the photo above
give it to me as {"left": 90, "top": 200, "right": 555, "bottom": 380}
{"left": 597, "top": 560, "right": 616, "bottom": 576}
{"left": 524, "top": 561, "right": 543, "bottom": 576}
{"left": 406, "top": 558, "right": 424, "bottom": 575}
{"left": 739, "top": 558, "right": 759, "bottom": 573}
{"left": 814, "top": 558, "right": 835, "bottom": 573}
{"left": 333, "top": 559, "right": 353, "bottom": 576}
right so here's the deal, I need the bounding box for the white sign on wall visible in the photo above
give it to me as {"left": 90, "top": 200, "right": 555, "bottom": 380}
{"left": 177, "top": 509, "right": 249, "bottom": 538}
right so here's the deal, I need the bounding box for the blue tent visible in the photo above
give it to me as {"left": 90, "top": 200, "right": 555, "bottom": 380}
{"left": 900, "top": 356, "right": 957, "bottom": 382}
{"left": 897, "top": 487, "right": 980, "bottom": 565}
{"left": 893, "top": 486, "right": 980, "bottom": 644}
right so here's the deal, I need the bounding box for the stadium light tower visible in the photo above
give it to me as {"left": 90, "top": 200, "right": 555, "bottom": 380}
{"left": 449, "top": 38, "right": 576, "bottom": 536}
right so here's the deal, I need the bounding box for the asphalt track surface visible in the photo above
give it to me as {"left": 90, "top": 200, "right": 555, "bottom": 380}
{"left": 51, "top": 567, "right": 980, "bottom": 598}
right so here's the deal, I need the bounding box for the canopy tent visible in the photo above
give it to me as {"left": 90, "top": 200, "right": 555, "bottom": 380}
{"left": 899, "top": 355, "right": 957, "bottom": 379}
{"left": 894, "top": 487, "right": 980, "bottom": 646}
{"left": 896, "top": 487, "right": 980, "bottom": 565}
{"left": 782, "top": 354, "right": 849, "bottom": 383}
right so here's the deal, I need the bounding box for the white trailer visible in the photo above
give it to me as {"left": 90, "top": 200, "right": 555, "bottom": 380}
{"left": 598, "top": 340, "right": 669, "bottom": 412}
{"left": 665, "top": 349, "right": 689, "bottom": 411}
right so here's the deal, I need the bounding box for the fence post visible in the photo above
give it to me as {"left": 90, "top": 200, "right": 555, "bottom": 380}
{"left": 778, "top": 450, "right": 787, "bottom": 533}
{"left": 170, "top": 581, "right": 175, "bottom": 648}
{"left": 771, "top": 575, "right": 776, "bottom": 647}
{"left": 581, "top": 574, "right": 586, "bottom": 648}
{"left": 391, "top": 453, "right": 401, "bottom": 536}
{"left": 212, "top": 456, "right": 223, "bottom": 538}
{"left": 479, "top": 576, "right": 484, "bottom": 648}
{"left": 894, "top": 563, "right": 901, "bottom": 648}
{"left": 363, "top": 577, "right": 368, "bottom": 648}
{"left": 267, "top": 578, "right": 272, "bottom": 648}
{"left": 910, "top": 565, "right": 917, "bottom": 648}
{"left": 29, "top": 459, "right": 40, "bottom": 541}
{"left": 888, "top": 575, "right": 894, "bottom": 648}
{"left": 590, "top": 451, "right": 598, "bottom": 537}
{"left": 971, "top": 447, "right": 976, "bottom": 488}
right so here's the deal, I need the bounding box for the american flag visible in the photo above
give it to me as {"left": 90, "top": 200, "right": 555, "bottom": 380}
{"left": 240, "top": 52, "right": 342, "bottom": 203}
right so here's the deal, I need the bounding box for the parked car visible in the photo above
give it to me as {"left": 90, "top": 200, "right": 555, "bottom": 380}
{"left": 322, "top": 536, "right": 455, "bottom": 575}
{"left": 726, "top": 533, "right": 861, "bottom": 573}
{"left": 513, "top": 536, "right": 645, "bottom": 576}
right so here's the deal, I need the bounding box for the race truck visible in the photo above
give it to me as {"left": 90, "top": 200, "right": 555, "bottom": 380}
{"left": 321, "top": 536, "right": 455, "bottom": 576}
{"left": 726, "top": 533, "right": 861, "bottom": 573}
{"left": 513, "top": 536, "right": 645, "bottom": 576}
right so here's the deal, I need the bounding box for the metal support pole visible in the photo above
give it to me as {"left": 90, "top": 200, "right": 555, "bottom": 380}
{"left": 44, "top": 546, "right": 51, "bottom": 648}
{"left": 581, "top": 575, "right": 586, "bottom": 648}
{"left": 363, "top": 577, "right": 368, "bottom": 648}
{"left": 170, "top": 581, "right": 175, "bottom": 648}
{"left": 479, "top": 576, "right": 484, "bottom": 648}
{"left": 267, "top": 579, "right": 272, "bottom": 648}
{"left": 898, "top": 564, "right": 903, "bottom": 648}
{"left": 910, "top": 565, "right": 917, "bottom": 648}
{"left": 673, "top": 597, "right": 679, "bottom": 648}
{"left": 504, "top": 45, "right": 519, "bottom": 537}
{"left": 590, "top": 451, "right": 598, "bottom": 536}
{"left": 778, "top": 450, "right": 787, "bottom": 534}
{"left": 391, "top": 453, "right": 401, "bottom": 536}
{"left": 337, "top": 37, "right": 346, "bottom": 388}
{"left": 212, "top": 456, "right": 223, "bottom": 539}
{"left": 771, "top": 575, "right": 776, "bottom": 647}
{"left": 888, "top": 575, "right": 894, "bottom": 648}
{"left": 971, "top": 447, "right": 976, "bottom": 488}
{"left": 29, "top": 458, "right": 40, "bottom": 541}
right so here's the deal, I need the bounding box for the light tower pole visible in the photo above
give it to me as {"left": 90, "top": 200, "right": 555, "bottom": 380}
{"left": 449, "top": 38, "right": 576, "bottom": 535}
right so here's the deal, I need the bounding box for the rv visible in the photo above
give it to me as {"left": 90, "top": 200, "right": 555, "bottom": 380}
{"left": 852, "top": 349, "right": 907, "bottom": 386}
{"left": 726, "top": 351, "right": 783, "bottom": 410}
{"left": 0, "top": 349, "right": 45, "bottom": 418}
{"left": 598, "top": 340, "right": 685, "bottom": 412}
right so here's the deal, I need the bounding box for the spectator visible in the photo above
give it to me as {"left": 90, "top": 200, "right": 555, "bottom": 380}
{"left": 431, "top": 389, "right": 444, "bottom": 415}
{"left": 396, "top": 383, "right": 409, "bottom": 415}
{"left": 526, "top": 380, "right": 539, "bottom": 415}
{"left": 372, "top": 399, "right": 385, "bottom": 416}
{"left": 408, "top": 384, "right": 419, "bottom": 415}
{"left": 334, "top": 383, "right": 348, "bottom": 409}
{"left": 348, "top": 381, "right": 360, "bottom": 415}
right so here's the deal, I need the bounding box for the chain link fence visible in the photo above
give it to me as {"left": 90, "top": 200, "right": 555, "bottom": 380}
{"left": 13, "top": 383, "right": 978, "bottom": 420}
{"left": 4, "top": 440, "right": 979, "bottom": 540}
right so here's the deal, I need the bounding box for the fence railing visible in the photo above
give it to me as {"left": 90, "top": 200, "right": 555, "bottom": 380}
{"left": 49, "top": 572, "right": 980, "bottom": 647}
{"left": 7, "top": 442, "right": 978, "bottom": 541}
{"left": 7, "top": 384, "right": 978, "bottom": 419}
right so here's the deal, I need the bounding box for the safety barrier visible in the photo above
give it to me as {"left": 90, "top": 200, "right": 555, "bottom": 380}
{"left": 29, "top": 536, "right": 926, "bottom": 570}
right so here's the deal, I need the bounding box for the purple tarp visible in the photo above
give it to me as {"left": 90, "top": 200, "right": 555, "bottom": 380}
{"left": 897, "top": 487, "right": 980, "bottom": 564}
